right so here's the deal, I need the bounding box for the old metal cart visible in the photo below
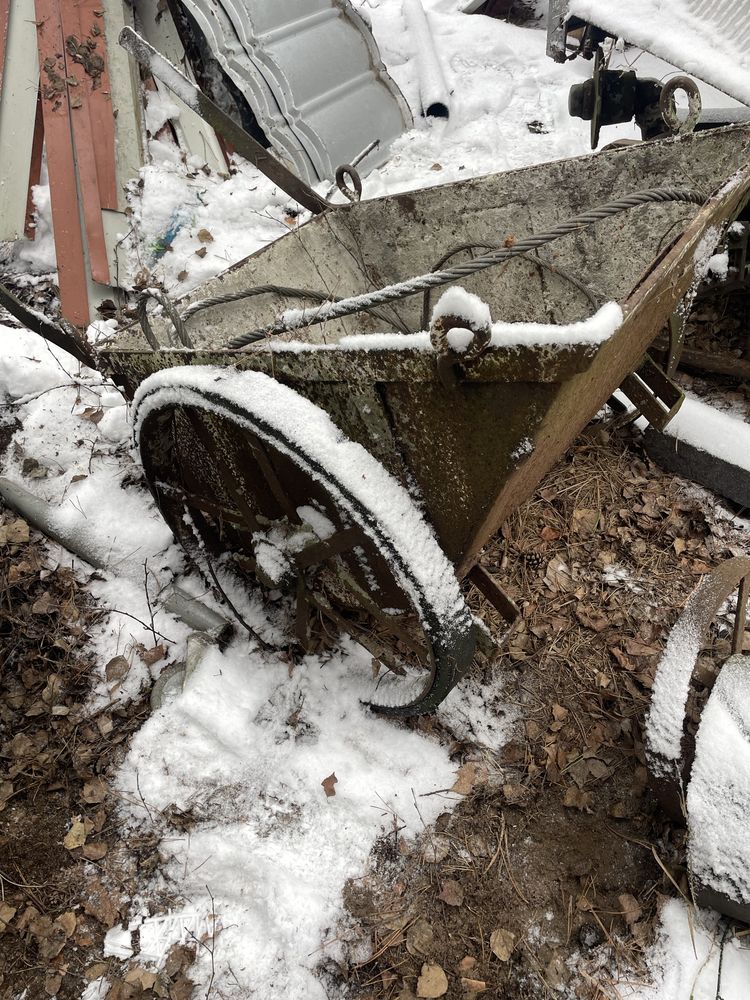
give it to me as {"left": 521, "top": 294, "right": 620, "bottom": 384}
{"left": 5, "top": 121, "right": 750, "bottom": 715}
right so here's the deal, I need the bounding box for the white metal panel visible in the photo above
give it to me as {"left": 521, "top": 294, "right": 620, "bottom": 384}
{"left": 567, "top": 0, "right": 750, "bottom": 106}
{"left": 135, "top": 3, "right": 229, "bottom": 176}
{"left": 0, "top": 0, "right": 39, "bottom": 241}
{"left": 102, "top": 0, "right": 145, "bottom": 211}
{"left": 178, "top": 0, "right": 413, "bottom": 183}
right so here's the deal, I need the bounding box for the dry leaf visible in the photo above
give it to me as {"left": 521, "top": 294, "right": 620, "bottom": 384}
{"left": 416, "top": 963, "right": 448, "bottom": 998}
{"left": 457, "top": 957, "right": 476, "bottom": 973}
{"left": 618, "top": 893, "right": 642, "bottom": 926}
{"left": 195, "top": 246, "right": 208, "bottom": 258}
{"left": 0, "top": 519, "right": 30, "bottom": 545}
{"left": 44, "top": 973, "right": 62, "bottom": 996}
{"left": 177, "top": 270, "right": 188, "bottom": 283}
{"left": 197, "top": 228, "right": 214, "bottom": 243}
{"left": 572, "top": 508, "right": 599, "bottom": 534}
{"left": 82, "top": 778, "right": 107, "bottom": 804}
{"left": 55, "top": 912, "right": 77, "bottom": 938}
{"left": 422, "top": 835, "right": 450, "bottom": 863}
{"left": 563, "top": 787, "right": 593, "bottom": 811}
{"left": 138, "top": 644, "right": 166, "bottom": 666}
{"left": 321, "top": 772, "right": 338, "bottom": 797}
{"left": 438, "top": 880, "right": 464, "bottom": 907}
{"left": 451, "top": 761, "right": 486, "bottom": 796}
{"left": 170, "top": 974, "right": 195, "bottom": 1000}
{"left": 489, "top": 927, "right": 515, "bottom": 962}
{"left": 461, "top": 979, "right": 487, "bottom": 993}
{"left": 105, "top": 657, "right": 130, "bottom": 683}
{"left": 82, "top": 842, "right": 109, "bottom": 861}
{"left": 83, "top": 878, "right": 120, "bottom": 928}
{"left": 0, "top": 903, "right": 16, "bottom": 932}
{"left": 406, "top": 918, "right": 434, "bottom": 956}
{"left": 63, "top": 819, "right": 87, "bottom": 850}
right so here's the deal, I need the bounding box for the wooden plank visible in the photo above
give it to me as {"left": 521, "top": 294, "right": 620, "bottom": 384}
{"left": 33, "top": 0, "right": 89, "bottom": 326}
{"left": 0, "top": 0, "right": 40, "bottom": 241}
{"left": 23, "top": 90, "right": 45, "bottom": 239}
{"left": 0, "top": 0, "right": 10, "bottom": 98}
{"left": 458, "top": 167, "right": 750, "bottom": 576}
{"left": 58, "top": 0, "right": 110, "bottom": 284}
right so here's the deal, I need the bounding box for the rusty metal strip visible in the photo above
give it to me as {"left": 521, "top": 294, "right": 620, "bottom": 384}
{"left": 733, "top": 574, "right": 750, "bottom": 655}
{"left": 58, "top": 0, "right": 109, "bottom": 284}
{"left": 33, "top": 0, "right": 90, "bottom": 327}
{"left": 0, "top": 0, "right": 10, "bottom": 99}
{"left": 23, "top": 90, "right": 45, "bottom": 239}
{"left": 467, "top": 564, "right": 519, "bottom": 625}
{"left": 78, "top": 0, "right": 118, "bottom": 210}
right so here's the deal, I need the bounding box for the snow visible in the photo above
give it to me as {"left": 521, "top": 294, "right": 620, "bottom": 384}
{"left": 645, "top": 593, "right": 704, "bottom": 772}
{"left": 567, "top": 0, "right": 750, "bottom": 107}
{"left": 431, "top": 285, "right": 492, "bottom": 330}
{"left": 688, "top": 655, "right": 750, "bottom": 905}
{"left": 657, "top": 392, "right": 750, "bottom": 475}
{"left": 620, "top": 899, "right": 750, "bottom": 1000}
{"left": 261, "top": 301, "right": 622, "bottom": 353}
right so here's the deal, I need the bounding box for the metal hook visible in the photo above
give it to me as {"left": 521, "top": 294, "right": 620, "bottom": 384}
{"left": 335, "top": 164, "right": 363, "bottom": 203}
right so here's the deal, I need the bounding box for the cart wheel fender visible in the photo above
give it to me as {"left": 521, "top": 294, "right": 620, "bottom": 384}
{"left": 132, "top": 365, "right": 477, "bottom": 715}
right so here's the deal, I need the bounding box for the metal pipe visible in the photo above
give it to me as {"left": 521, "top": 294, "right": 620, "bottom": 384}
{"left": 402, "top": 0, "right": 451, "bottom": 118}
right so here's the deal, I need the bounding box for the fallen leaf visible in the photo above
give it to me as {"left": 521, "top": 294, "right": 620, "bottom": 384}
{"left": 138, "top": 644, "right": 166, "bottom": 667}
{"left": 169, "top": 974, "right": 195, "bottom": 1000}
{"left": 82, "top": 778, "right": 108, "bottom": 805}
{"left": 457, "top": 957, "right": 476, "bottom": 974}
{"left": 430, "top": 162, "right": 443, "bottom": 171}
{"left": 489, "top": 927, "right": 515, "bottom": 962}
{"left": 416, "top": 963, "right": 448, "bottom": 998}
{"left": 84, "top": 963, "right": 108, "bottom": 981}
{"left": 0, "top": 903, "right": 17, "bottom": 932}
{"left": 572, "top": 508, "right": 599, "bottom": 534}
{"left": 83, "top": 878, "right": 120, "bottom": 928}
{"left": 321, "top": 772, "right": 338, "bottom": 798}
{"left": 406, "top": 918, "right": 434, "bottom": 956}
{"left": 82, "top": 842, "right": 109, "bottom": 861}
{"left": 451, "top": 762, "right": 486, "bottom": 795}
{"left": 0, "top": 519, "right": 30, "bottom": 545}
{"left": 502, "top": 784, "right": 532, "bottom": 807}
{"left": 55, "top": 912, "right": 77, "bottom": 938}
{"left": 104, "top": 657, "right": 130, "bottom": 683}
{"left": 421, "top": 835, "right": 450, "bottom": 863}
{"left": 80, "top": 406, "right": 104, "bottom": 424}
{"left": 438, "top": 880, "right": 464, "bottom": 907}
{"left": 563, "top": 787, "right": 593, "bottom": 812}
{"left": 177, "top": 270, "right": 188, "bottom": 283}
{"left": 461, "top": 979, "right": 487, "bottom": 993}
{"left": 44, "top": 973, "right": 62, "bottom": 996}
{"left": 63, "top": 819, "right": 87, "bottom": 850}
{"left": 197, "top": 228, "right": 213, "bottom": 243}
{"left": 195, "top": 246, "right": 208, "bottom": 258}
{"left": 618, "top": 893, "right": 642, "bottom": 926}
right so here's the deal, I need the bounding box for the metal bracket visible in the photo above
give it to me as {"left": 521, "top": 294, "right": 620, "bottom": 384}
{"left": 619, "top": 355, "right": 684, "bottom": 431}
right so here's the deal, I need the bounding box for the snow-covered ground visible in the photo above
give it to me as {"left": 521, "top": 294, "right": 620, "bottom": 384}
{"left": 3, "top": 3, "right": 750, "bottom": 998}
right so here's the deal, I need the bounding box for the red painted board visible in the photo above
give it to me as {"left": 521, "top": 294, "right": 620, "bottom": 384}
{"left": 59, "top": 0, "right": 110, "bottom": 284}
{"left": 24, "top": 91, "right": 45, "bottom": 239}
{"left": 34, "top": 0, "right": 90, "bottom": 327}
{"left": 76, "top": 0, "right": 118, "bottom": 210}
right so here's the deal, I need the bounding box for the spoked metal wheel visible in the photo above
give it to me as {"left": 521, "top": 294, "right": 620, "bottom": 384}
{"left": 133, "top": 367, "right": 477, "bottom": 715}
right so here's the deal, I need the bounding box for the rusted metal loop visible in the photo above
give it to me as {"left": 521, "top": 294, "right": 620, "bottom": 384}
{"left": 660, "top": 76, "right": 702, "bottom": 135}
{"left": 139, "top": 289, "right": 193, "bottom": 350}
{"left": 429, "top": 315, "right": 491, "bottom": 361}
{"left": 335, "top": 164, "right": 363, "bottom": 203}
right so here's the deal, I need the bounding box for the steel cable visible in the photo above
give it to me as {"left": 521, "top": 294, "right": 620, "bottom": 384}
{"left": 224, "top": 187, "right": 705, "bottom": 350}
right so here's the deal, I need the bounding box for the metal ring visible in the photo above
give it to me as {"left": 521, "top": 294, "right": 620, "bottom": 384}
{"left": 335, "top": 164, "right": 363, "bottom": 203}
{"left": 660, "top": 76, "right": 702, "bottom": 135}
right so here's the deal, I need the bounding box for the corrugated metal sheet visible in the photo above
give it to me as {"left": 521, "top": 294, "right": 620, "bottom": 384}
{"left": 566, "top": 0, "right": 750, "bottom": 106}
{"left": 176, "top": 0, "right": 413, "bottom": 183}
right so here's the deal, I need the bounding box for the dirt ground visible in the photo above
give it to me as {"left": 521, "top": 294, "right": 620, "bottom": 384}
{"left": 1, "top": 398, "right": 749, "bottom": 1000}
{"left": 338, "top": 421, "right": 750, "bottom": 1000}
